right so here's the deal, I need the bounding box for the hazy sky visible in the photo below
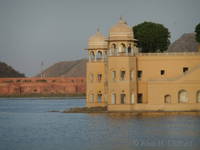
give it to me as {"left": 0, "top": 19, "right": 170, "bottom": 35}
{"left": 0, "top": 0, "right": 199, "bottom": 76}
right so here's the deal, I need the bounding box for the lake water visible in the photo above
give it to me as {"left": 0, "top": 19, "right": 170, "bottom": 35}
{"left": 0, "top": 98, "right": 200, "bottom": 150}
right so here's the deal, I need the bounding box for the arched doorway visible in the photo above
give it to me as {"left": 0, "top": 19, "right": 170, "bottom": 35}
{"left": 178, "top": 90, "right": 188, "bottom": 103}
{"left": 164, "top": 95, "right": 171, "bottom": 104}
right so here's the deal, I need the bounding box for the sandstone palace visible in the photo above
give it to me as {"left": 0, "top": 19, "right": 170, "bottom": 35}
{"left": 85, "top": 18, "right": 200, "bottom": 111}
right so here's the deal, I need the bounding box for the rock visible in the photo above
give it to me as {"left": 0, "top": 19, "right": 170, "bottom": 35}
{"left": 36, "top": 59, "right": 87, "bottom": 77}
{"left": 63, "top": 106, "right": 107, "bottom": 113}
{"left": 167, "top": 33, "right": 199, "bottom": 52}
{"left": 48, "top": 110, "right": 60, "bottom": 112}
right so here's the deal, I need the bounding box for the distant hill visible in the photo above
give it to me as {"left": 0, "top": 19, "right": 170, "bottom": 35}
{"left": 167, "top": 33, "right": 199, "bottom": 52}
{"left": 37, "top": 59, "right": 87, "bottom": 77}
{"left": 0, "top": 62, "right": 25, "bottom": 78}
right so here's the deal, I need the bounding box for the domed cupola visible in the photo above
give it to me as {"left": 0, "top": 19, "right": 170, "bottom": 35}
{"left": 88, "top": 29, "right": 107, "bottom": 49}
{"left": 86, "top": 29, "right": 108, "bottom": 62}
{"left": 109, "top": 17, "right": 134, "bottom": 41}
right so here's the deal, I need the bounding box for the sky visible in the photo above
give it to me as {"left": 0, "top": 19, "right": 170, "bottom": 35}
{"left": 0, "top": 0, "right": 200, "bottom": 76}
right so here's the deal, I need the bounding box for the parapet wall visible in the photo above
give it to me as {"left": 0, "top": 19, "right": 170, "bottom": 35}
{"left": 0, "top": 77, "right": 86, "bottom": 96}
{"left": 137, "top": 52, "right": 200, "bottom": 56}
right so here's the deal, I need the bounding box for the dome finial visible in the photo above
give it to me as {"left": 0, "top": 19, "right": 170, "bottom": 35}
{"left": 119, "top": 16, "right": 126, "bottom": 24}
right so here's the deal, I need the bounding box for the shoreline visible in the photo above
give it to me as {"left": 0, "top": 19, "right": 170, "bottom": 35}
{"left": 61, "top": 106, "right": 200, "bottom": 116}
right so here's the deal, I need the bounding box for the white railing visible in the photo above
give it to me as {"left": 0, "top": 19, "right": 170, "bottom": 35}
{"left": 88, "top": 52, "right": 200, "bottom": 62}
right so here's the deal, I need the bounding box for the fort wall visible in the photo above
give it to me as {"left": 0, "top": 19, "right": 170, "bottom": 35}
{"left": 0, "top": 77, "right": 86, "bottom": 96}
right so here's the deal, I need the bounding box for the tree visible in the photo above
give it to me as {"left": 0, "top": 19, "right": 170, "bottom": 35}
{"left": 133, "top": 22, "right": 170, "bottom": 53}
{"left": 195, "top": 23, "right": 200, "bottom": 43}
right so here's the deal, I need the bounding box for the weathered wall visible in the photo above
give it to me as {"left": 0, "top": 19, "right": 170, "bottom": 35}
{"left": 107, "top": 53, "right": 200, "bottom": 111}
{"left": 87, "top": 53, "right": 200, "bottom": 111}
{"left": 0, "top": 77, "right": 86, "bottom": 96}
{"left": 86, "top": 61, "right": 107, "bottom": 107}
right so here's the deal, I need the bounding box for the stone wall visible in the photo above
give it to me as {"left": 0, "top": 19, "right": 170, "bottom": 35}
{"left": 0, "top": 77, "right": 86, "bottom": 96}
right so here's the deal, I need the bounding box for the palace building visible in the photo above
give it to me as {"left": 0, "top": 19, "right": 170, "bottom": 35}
{"left": 85, "top": 18, "right": 200, "bottom": 111}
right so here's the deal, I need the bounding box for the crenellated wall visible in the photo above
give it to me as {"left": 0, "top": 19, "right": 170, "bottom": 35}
{"left": 0, "top": 77, "right": 86, "bottom": 96}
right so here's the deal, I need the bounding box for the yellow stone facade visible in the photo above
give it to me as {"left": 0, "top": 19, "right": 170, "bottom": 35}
{"left": 85, "top": 18, "right": 200, "bottom": 111}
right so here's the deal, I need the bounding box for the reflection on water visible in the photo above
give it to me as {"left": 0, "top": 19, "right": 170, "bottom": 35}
{"left": 0, "top": 98, "right": 200, "bottom": 150}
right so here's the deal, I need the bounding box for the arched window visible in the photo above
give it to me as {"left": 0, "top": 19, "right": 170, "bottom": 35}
{"left": 164, "top": 95, "right": 171, "bottom": 104}
{"left": 197, "top": 91, "right": 200, "bottom": 103}
{"left": 131, "top": 93, "right": 135, "bottom": 104}
{"left": 111, "top": 43, "right": 117, "bottom": 55}
{"left": 89, "top": 73, "right": 94, "bottom": 82}
{"left": 119, "top": 43, "right": 126, "bottom": 53}
{"left": 96, "top": 51, "right": 102, "bottom": 60}
{"left": 111, "top": 93, "right": 116, "bottom": 104}
{"left": 90, "top": 51, "right": 95, "bottom": 60}
{"left": 120, "top": 93, "right": 126, "bottom": 104}
{"left": 97, "top": 74, "right": 102, "bottom": 82}
{"left": 97, "top": 93, "right": 102, "bottom": 103}
{"left": 112, "top": 71, "right": 116, "bottom": 81}
{"left": 90, "top": 94, "right": 94, "bottom": 103}
{"left": 178, "top": 90, "right": 188, "bottom": 103}
{"left": 120, "top": 70, "right": 126, "bottom": 80}
{"left": 130, "top": 70, "right": 134, "bottom": 80}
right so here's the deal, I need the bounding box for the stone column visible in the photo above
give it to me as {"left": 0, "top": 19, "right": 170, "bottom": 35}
{"left": 89, "top": 54, "right": 91, "bottom": 62}
{"left": 131, "top": 48, "right": 134, "bottom": 55}
{"left": 94, "top": 53, "right": 97, "bottom": 62}
{"left": 126, "top": 48, "right": 128, "bottom": 56}
{"left": 109, "top": 49, "right": 112, "bottom": 56}
{"left": 116, "top": 49, "right": 119, "bottom": 56}
{"left": 102, "top": 52, "right": 105, "bottom": 61}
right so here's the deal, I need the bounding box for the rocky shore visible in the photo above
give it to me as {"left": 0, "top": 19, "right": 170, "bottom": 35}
{"left": 61, "top": 106, "right": 200, "bottom": 116}
{"left": 63, "top": 106, "right": 107, "bottom": 113}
